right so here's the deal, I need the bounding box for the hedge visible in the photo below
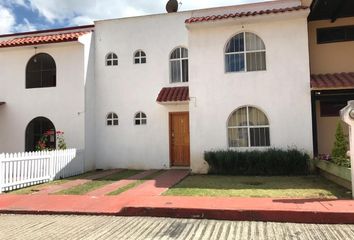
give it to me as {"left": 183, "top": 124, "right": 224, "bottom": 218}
{"left": 204, "top": 148, "right": 310, "bottom": 176}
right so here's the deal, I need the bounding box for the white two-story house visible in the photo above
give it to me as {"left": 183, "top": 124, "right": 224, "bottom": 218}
{"left": 0, "top": 0, "right": 314, "bottom": 173}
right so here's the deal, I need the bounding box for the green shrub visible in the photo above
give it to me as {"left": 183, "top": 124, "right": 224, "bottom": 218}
{"left": 331, "top": 122, "right": 350, "bottom": 168}
{"left": 204, "top": 148, "right": 310, "bottom": 176}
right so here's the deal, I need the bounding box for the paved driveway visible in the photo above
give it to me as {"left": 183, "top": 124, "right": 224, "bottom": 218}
{"left": 1, "top": 214, "right": 354, "bottom": 240}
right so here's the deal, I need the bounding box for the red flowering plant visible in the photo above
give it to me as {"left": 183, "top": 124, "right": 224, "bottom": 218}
{"left": 35, "top": 130, "right": 67, "bottom": 151}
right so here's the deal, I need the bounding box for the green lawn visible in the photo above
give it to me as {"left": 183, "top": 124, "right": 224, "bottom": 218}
{"left": 163, "top": 175, "right": 352, "bottom": 199}
{"left": 57, "top": 170, "right": 142, "bottom": 195}
{"left": 107, "top": 170, "right": 165, "bottom": 196}
{"left": 8, "top": 170, "right": 102, "bottom": 195}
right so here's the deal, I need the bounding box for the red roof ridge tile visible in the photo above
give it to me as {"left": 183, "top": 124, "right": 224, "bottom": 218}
{"left": 0, "top": 25, "right": 94, "bottom": 38}
{"left": 0, "top": 30, "right": 92, "bottom": 48}
{"left": 185, "top": 5, "right": 309, "bottom": 24}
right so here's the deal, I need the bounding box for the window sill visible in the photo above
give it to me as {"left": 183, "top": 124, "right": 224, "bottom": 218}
{"left": 224, "top": 69, "right": 267, "bottom": 75}
{"left": 169, "top": 82, "right": 189, "bottom": 86}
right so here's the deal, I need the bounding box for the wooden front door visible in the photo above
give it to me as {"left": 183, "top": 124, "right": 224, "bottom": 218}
{"left": 170, "top": 112, "right": 190, "bottom": 167}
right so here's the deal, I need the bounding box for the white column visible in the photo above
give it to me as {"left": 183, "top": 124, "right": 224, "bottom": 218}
{"left": 340, "top": 100, "right": 354, "bottom": 199}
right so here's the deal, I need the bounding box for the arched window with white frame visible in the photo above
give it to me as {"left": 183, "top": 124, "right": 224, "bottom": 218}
{"left": 106, "top": 112, "right": 119, "bottom": 126}
{"left": 228, "top": 106, "right": 270, "bottom": 147}
{"left": 106, "top": 52, "right": 118, "bottom": 66}
{"left": 170, "top": 47, "right": 188, "bottom": 83}
{"left": 225, "top": 32, "right": 266, "bottom": 72}
{"left": 134, "top": 112, "right": 147, "bottom": 125}
{"left": 134, "top": 50, "right": 146, "bottom": 64}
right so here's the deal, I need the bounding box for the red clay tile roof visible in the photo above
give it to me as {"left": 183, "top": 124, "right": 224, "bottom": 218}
{"left": 311, "top": 72, "right": 354, "bottom": 89}
{"left": 185, "top": 6, "right": 308, "bottom": 24}
{"left": 0, "top": 30, "right": 92, "bottom": 48}
{"left": 157, "top": 87, "right": 189, "bottom": 102}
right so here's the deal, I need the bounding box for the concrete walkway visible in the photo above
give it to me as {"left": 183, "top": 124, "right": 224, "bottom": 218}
{"left": 0, "top": 169, "right": 354, "bottom": 224}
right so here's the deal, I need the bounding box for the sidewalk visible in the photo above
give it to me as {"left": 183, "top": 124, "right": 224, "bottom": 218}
{"left": 0, "top": 169, "right": 353, "bottom": 224}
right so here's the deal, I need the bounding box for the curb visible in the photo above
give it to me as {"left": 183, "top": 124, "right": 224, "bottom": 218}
{"left": 1, "top": 207, "right": 354, "bottom": 224}
{"left": 119, "top": 207, "right": 354, "bottom": 224}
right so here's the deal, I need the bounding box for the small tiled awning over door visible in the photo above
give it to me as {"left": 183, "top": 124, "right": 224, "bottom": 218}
{"left": 156, "top": 86, "right": 189, "bottom": 103}
{"left": 311, "top": 72, "right": 354, "bottom": 90}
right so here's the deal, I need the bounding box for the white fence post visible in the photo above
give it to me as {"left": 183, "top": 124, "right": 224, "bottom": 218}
{"left": 0, "top": 153, "right": 4, "bottom": 193}
{"left": 49, "top": 150, "right": 54, "bottom": 181}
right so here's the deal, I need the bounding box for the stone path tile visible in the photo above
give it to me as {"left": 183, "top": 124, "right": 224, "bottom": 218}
{"left": 34, "top": 169, "right": 123, "bottom": 195}
{"left": 119, "top": 170, "right": 190, "bottom": 197}
{"left": 86, "top": 170, "right": 158, "bottom": 197}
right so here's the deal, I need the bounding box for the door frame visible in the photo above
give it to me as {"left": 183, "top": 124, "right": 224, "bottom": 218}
{"left": 169, "top": 111, "right": 190, "bottom": 167}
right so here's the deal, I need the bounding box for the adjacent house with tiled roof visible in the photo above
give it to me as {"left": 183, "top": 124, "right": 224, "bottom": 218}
{"left": 308, "top": 0, "right": 354, "bottom": 156}
{"left": 0, "top": 0, "right": 352, "bottom": 173}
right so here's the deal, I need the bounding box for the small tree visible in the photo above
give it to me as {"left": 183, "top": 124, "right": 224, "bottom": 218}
{"left": 331, "top": 122, "right": 350, "bottom": 167}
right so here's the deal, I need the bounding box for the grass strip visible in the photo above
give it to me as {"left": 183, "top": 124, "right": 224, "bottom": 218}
{"left": 107, "top": 180, "right": 144, "bottom": 196}
{"left": 107, "top": 170, "right": 165, "bottom": 196}
{"left": 56, "top": 170, "right": 142, "bottom": 195}
{"left": 163, "top": 175, "right": 352, "bottom": 199}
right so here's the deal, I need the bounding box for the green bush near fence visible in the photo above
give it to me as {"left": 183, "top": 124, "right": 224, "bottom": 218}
{"left": 204, "top": 149, "right": 310, "bottom": 176}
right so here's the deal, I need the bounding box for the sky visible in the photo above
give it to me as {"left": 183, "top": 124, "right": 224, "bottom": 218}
{"left": 0, "top": 0, "right": 267, "bottom": 34}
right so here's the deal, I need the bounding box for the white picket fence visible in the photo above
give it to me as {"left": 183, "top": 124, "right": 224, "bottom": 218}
{"left": 0, "top": 149, "right": 84, "bottom": 193}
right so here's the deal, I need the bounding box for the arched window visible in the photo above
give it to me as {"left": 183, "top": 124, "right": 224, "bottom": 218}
{"left": 228, "top": 106, "right": 270, "bottom": 147}
{"left": 225, "top": 32, "right": 266, "bottom": 72}
{"left": 25, "top": 117, "right": 56, "bottom": 151}
{"left": 170, "top": 47, "right": 188, "bottom": 83}
{"left": 106, "top": 112, "right": 118, "bottom": 126}
{"left": 134, "top": 112, "right": 147, "bottom": 125}
{"left": 26, "top": 53, "right": 56, "bottom": 89}
{"left": 134, "top": 50, "right": 147, "bottom": 64}
{"left": 106, "top": 52, "right": 118, "bottom": 66}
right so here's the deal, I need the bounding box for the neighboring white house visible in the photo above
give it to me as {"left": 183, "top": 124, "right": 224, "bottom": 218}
{"left": 0, "top": 0, "right": 314, "bottom": 173}
{"left": 0, "top": 26, "right": 96, "bottom": 170}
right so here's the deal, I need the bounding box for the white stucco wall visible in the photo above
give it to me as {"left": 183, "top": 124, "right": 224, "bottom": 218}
{"left": 80, "top": 33, "right": 97, "bottom": 171}
{"left": 188, "top": 13, "right": 313, "bottom": 173}
{"left": 0, "top": 0, "right": 314, "bottom": 174}
{"left": 0, "top": 42, "right": 87, "bottom": 153}
{"left": 94, "top": 12, "right": 191, "bottom": 170}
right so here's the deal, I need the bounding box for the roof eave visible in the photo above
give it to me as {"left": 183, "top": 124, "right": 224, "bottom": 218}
{"left": 0, "top": 25, "right": 94, "bottom": 38}
{"left": 0, "top": 38, "right": 80, "bottom": 49}
{"left": 157, "top": 100, "right": 190, "bottom": 105}
{"left": 311, "top": 87, "right": 354, "bottom": 91}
